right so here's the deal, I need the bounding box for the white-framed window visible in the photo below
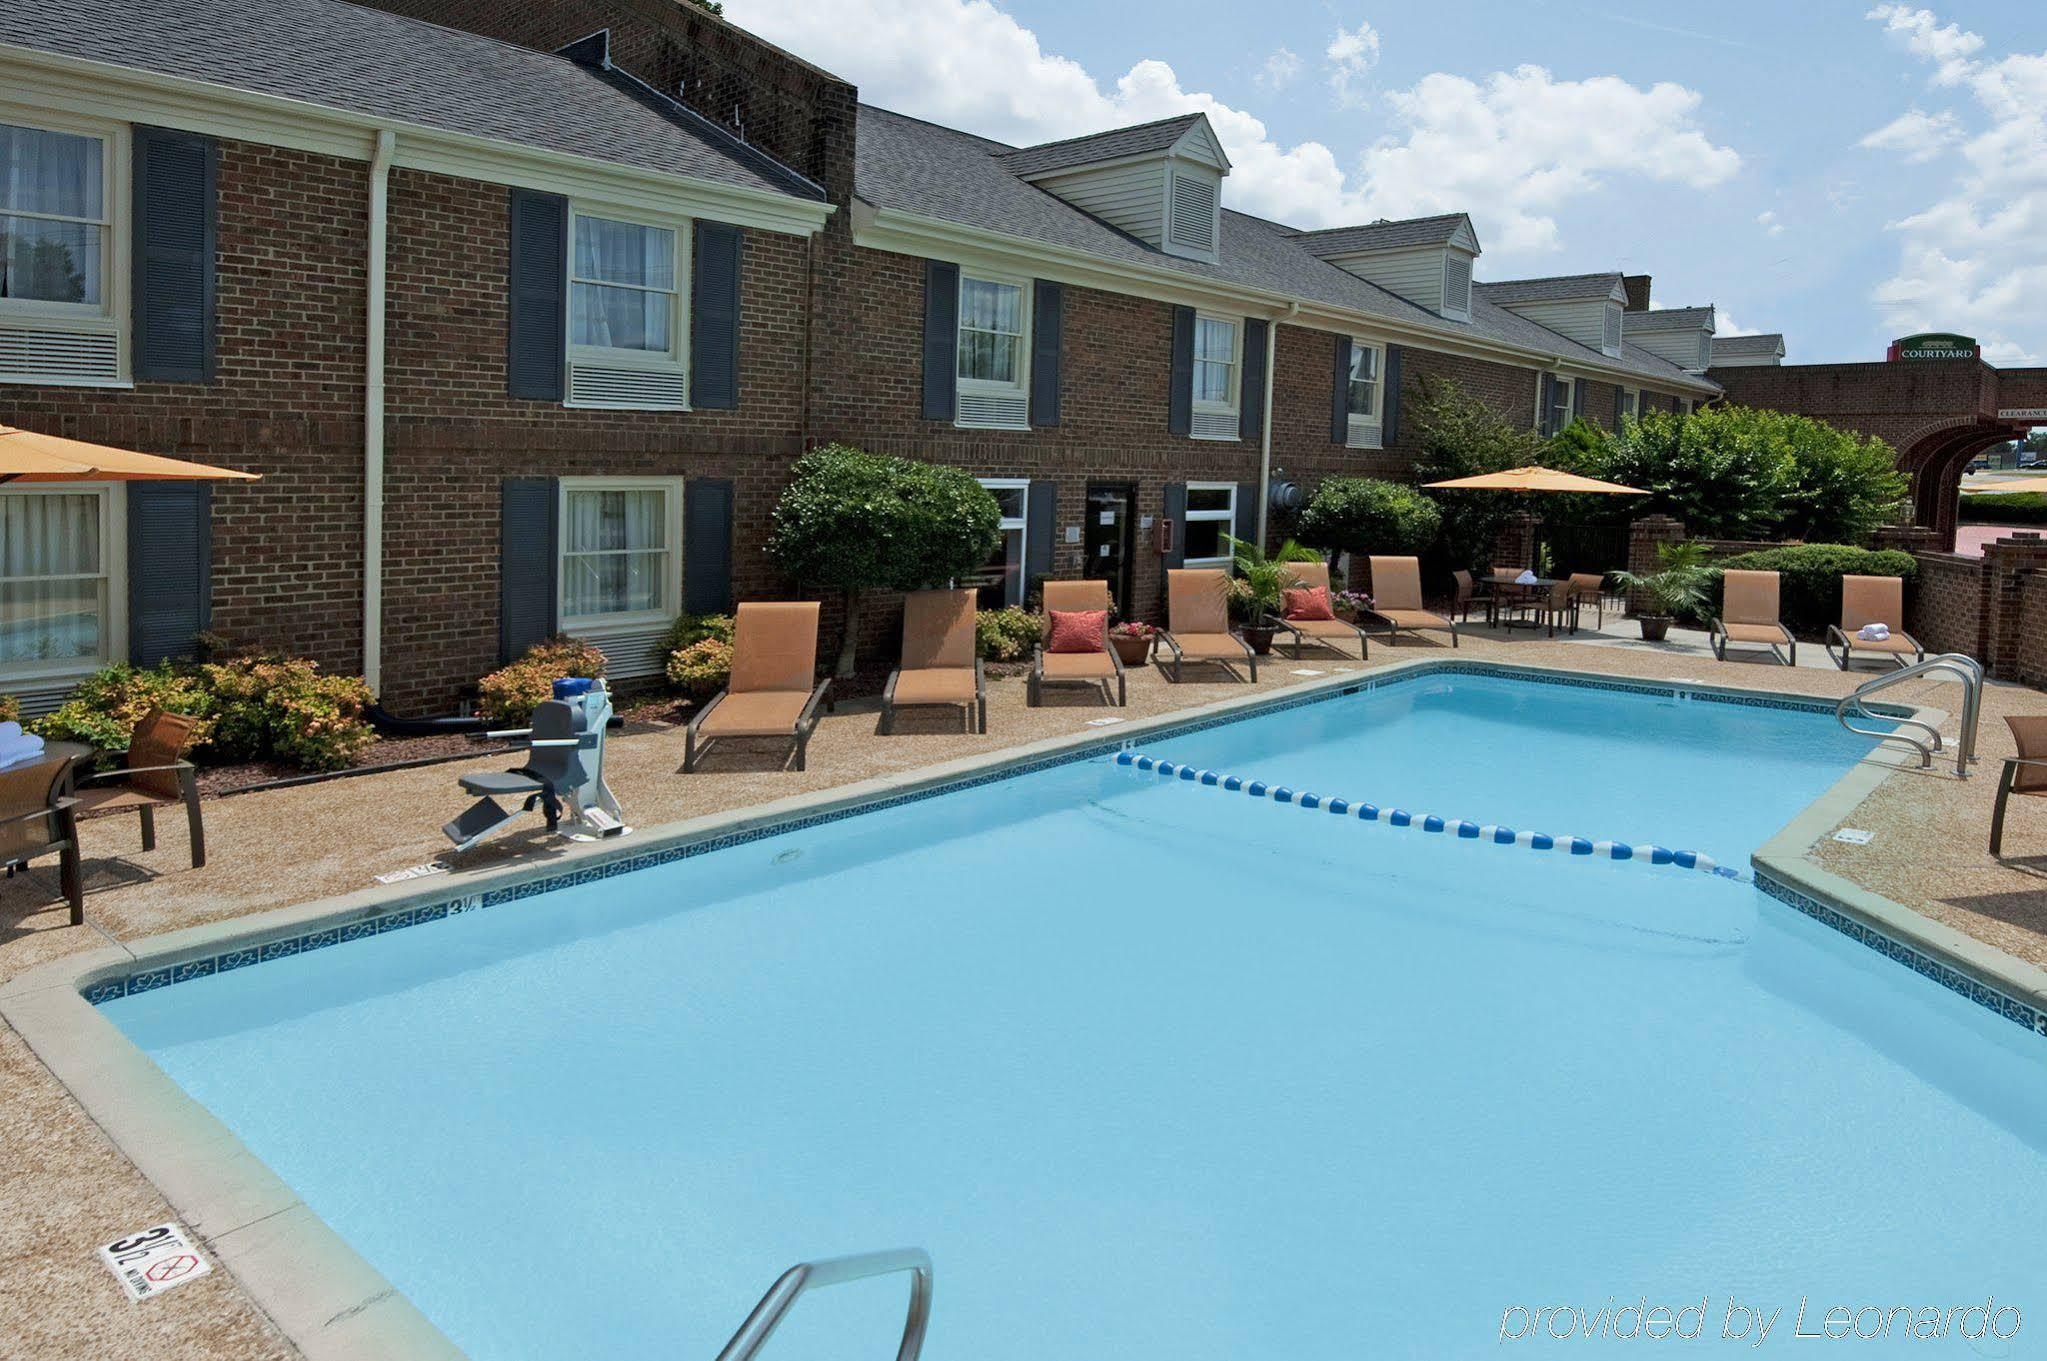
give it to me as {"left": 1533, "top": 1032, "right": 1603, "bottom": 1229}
{"left": 1345, "top": 340, "right": 1384, "bottom": 449}
{"left": 1619, "top": 388, "right": 1640, "bottom": 422}
{"left": 1539, "top": 374, "right": 1575, "bottom": 438}
{"left": 955, "top": 272, "right": 1030, "bottom": 430}
{"left": 0, "top": 484, "right": 125, "bottom": 685}
{"left": 1190, "top": 314, "right": 1239, "bottom": 440}
{"left": 557, "top": 477, "right": 683, "bottom": 628}
{"left": 565, "top": 206, "right": 689, "bottom": 410}
{"left": 0, "top": 110, "right": 128, "bottom": 386}
{"left": 1182, "top": 482, "right": 1236, "bottom": 569}
{"left": 971, "top": 477, "right": 1029, "bottom": 607}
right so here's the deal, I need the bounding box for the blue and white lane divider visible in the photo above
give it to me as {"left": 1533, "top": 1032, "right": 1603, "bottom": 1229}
{"left": 1112, "top": 750, "right": 1750, "bottom": 883}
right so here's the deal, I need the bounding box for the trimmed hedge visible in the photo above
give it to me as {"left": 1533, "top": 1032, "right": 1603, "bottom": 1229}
{"left": 1712, "top": 545, "right": 1916, "bottom": 638}
{"left": 1958, "top": 492, "right": 2047, "bottom": 525}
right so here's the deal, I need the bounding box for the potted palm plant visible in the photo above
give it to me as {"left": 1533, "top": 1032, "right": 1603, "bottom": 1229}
{"left": 1612, "top": 540, "right": 1714, "bottom": 641}
{"left": 1225, "top": 535, "right": 1325, "bottom": 655}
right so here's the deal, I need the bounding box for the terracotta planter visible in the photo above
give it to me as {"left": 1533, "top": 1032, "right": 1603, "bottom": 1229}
{"left": 1110, "top": 633, "right": 1153, "bottom": 667}
{"left": 1638, "top": 615, "right": 1672, "bottom": 641}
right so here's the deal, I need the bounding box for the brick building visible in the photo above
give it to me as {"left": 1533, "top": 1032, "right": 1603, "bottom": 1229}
{"left": 0, "top": 0, "right": 1720, "bottom": 711}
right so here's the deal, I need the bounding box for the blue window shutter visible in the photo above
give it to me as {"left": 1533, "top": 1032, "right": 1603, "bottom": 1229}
{"left": 1330, "top": 335, "right": 1353, "bottom": 443}
{"left": 1612, "top": 383, "right": 1626, "bottom": 427}
{"left": 499, "top": 477, "right": 559, "bottom": 663}
{"left": 507, "top": 189, "right": 567, "bottom": 401}
{"left": 1167, "top": 306, "right": 1194, "bottom": 436}
{"left": 131, "top": 127, "right": 217, "bottom": 383}
{"left": 1030, "top": 280, "right": 1062, "bottom": 427}
{"left": 684, "top": 478, "right": 735, "bottom": 613}
{"left": 922, "top": 260, "right": 959, "bottom": 420}
{"left": 690, "top": 222, "right": 743, "bottom": 410}
{"left": 1026, "top": 480, "right": 1058, "bottom": 600}
{"left": 1162, "top": 482, "right": 1188, "bottom": 570}
{"left": 1571, "top": 376, "right": 1588, "bottom": 421}
{"left": 1382, "top": 346, "right": 1404, "bottom": 445}
{"left": 1235, "top": 480, "right": 1261, "bottom": 554}
{"left": 1237, "top": 318, "right": 1267, "bottom": 443}
{"left": 127, "top": 483, "right": 212, "bottom": 664}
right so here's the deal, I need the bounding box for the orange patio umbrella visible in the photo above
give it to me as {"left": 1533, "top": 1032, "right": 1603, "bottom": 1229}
{"left": 0, "top": 424, "right": 259, "bottom": 484}
{"left": 1422, "top": 465, "right": 1645, "bottom": 495}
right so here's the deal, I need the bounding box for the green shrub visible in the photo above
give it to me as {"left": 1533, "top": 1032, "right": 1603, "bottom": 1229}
{"left": 665, "top": 638, "right": 733, "bottom": 700}
{"left": 201, "top": 655, "right": 375, "bottom": 771}
{"left": 32, "top": 663, "right": 214, "bottom": 755}
{"left": 478, "top": 636, "right": 608, "bottom": 724}
{"left": 1712, "top": 544, "right": 1917, "bottom": 637}
{"left": 975, "top": 607, "right": 1041, "bottom": 662}
{"left": 1959, "top": 492, "right": 2047, "bottom": 524}
{"left": 662, "top": 611, "right": 736, "bottom": 654}
{"left": 1297, "top": 477, "right": 1442, "bottom": 558}
{"left": 0, "top": 695, "right": 17, "bottom": 726}
{"left": 768, "top": 445, "right": 1002, "bottom": 676}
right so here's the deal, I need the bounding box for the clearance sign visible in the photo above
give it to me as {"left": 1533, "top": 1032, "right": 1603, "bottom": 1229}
{"left": 1887, "top": 332, "right": 1980, "bottom": 361}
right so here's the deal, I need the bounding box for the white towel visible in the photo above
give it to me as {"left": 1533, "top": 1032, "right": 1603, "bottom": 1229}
{"left": 1514, "top": 569, "right": 1538, "bottom": 584}
{"left": 1857, "top": 623, "right": 1891, "bottom": 642}
{"left": 0, "top": 721, "right": 44, "bottom": 771}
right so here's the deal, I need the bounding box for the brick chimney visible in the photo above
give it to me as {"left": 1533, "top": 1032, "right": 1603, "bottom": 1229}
{"left": 1622, "top": 275, "right": 1652, "bottom": 313}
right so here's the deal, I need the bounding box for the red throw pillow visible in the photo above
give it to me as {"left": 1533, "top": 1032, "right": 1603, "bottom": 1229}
{"left": 1047, "top": 608, "right": 1107, "bottom": 653}
{"left": 1283, "top": 586, "right": 1335, "bottom": 622}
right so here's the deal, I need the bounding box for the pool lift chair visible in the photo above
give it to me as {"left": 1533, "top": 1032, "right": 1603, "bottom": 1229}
{"left": 443, "top": 678, "right": 627, "bottom": 852}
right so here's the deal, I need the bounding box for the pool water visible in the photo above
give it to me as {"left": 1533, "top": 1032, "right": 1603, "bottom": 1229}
{"left": 105, "top": 673, "right": 2047, "bottom": 1358}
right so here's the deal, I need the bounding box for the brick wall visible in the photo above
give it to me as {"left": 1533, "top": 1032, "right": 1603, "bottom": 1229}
{"left": 2016, "top": 572, "right": 2047, "bottom": 690}
{"left": 1908, "top": 553, "right": 1987, "bottom": 658}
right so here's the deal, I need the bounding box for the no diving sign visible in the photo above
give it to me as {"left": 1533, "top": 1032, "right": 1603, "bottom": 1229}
{"left": 99, "top": 1223, "right": 212, "bottom": 1301}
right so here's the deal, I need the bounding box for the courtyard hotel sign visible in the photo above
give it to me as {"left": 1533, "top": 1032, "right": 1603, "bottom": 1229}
{"left": 1887, "top": 332, "right": 1980, "bottom": 361}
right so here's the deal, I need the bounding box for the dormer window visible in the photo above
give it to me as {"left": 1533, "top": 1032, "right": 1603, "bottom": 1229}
{"left": 1001, "top": 113, "right": 1230, "bottom": 264}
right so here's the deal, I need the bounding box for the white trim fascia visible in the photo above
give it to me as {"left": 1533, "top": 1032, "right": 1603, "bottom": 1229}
{"left": 0, "top": 43, "right": 834, "bottom": 239}
{"left": 852, "top": 202, "right": 1720, "bottom": 398}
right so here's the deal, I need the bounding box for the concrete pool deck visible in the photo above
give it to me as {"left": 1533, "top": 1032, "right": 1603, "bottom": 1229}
{"left": 2, "top": 627, "right": 2044, "bottom": 1359}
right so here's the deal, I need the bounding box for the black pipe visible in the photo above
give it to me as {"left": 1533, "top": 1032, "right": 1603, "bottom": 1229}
{"left": 366, "top": 702, "right": 488, "bottom": 737}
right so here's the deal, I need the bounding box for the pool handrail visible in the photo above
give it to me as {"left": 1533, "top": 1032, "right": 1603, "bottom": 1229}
{"left": 714, "top": 1247, "right": 933, "bottom": 1361}
{"left": 1835, "top": 651, "right": 1982, "bottom": 777}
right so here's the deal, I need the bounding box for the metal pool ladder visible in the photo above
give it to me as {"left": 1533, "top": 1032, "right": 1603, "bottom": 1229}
{"left": 1835, "top": 652, "right": 1983, "bottom": 777}
{"left": 714, "top": 1248, "right": 933, "bottom": 1361}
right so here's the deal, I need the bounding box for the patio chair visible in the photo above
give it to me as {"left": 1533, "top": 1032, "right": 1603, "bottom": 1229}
{"left": 1565, "top": 573, "right": 1610, "bottom": 629}
{"left": 1708, "top": 569, "right": 1796, "bottom": 666}
{"left": 446, "top": 679, "right": 625, "bottom": 851}
{"left": 0, "top": 749, "right": 84, "bottom": 925}
{"left": 685, "top": 602, "right": 831, "bottom": 772}
{"left": 883, "top": 589, "right": 985, "bottom": 734}
{"left": 1159, "top": 568, "right": 1257, "bottom": 682}
{"left": 1825, "top": 575, "right": 1924, "bottom": 671}
{"left": 1267, "top": 560, "right": 1368, "bottom": 661}
{"left": 1990, "top": 716, "right": 2047, "bottom": 856}
{"left": 1365, "top": 556, "right": 1459, "bottom": 648}
{"left": 72, "top": 709, "right": 206, "bottom": 867}
{"left": 1029, "top": 579, "right": 1126, "bottom": 707}
{"left": 1451, "top": 570, "right": 1493, "bottom": 625}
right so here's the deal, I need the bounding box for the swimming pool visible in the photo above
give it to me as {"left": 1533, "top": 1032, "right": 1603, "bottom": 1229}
{"left": 100, "top": 670, "right": 2047, "bottom": 1358}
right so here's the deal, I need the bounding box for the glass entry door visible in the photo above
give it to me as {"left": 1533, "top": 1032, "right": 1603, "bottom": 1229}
{"left": 1083, "top": 483, "right": 1136, "bottom": 615}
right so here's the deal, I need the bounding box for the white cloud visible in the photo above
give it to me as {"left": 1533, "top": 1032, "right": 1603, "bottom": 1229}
{"left": 1866, "top": 4, "right": 1983, "bottom": 84}
{"left": 726, "top": 0, "right": 1739, "bottom": 255}
{"left": 1324, "top": 22, "right": 1381, "bottom": 107}
{"left": 1756, "top": 209, "right": 1785, "bottom": 237}
{"left": 1860, "top": 9, "right": 2047, "bottom": 364}
{"left": 1256, "top": 47, "right": 1302, "bottom": 92}
{"left": 1858, "top": 107, "right": 1962, "bottom": 162}
{"left": 1716, "top": 311, "right": 1758, "bottom": 336}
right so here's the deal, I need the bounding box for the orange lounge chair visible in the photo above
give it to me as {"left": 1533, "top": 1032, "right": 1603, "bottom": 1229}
{"left": 1991, "top": 716, "right": 2047, "bottom": 856}
{"left": 684, "top": 602, "right": 831, "bottom": 772}
{"left": 1366, "top": 556, "right": 1458, "bottom": 647}
{"left": 1159, "top": 568, "right": 1257, "bottom": 682}
{"left": 1267, "top": 560, "right": 1368, "bottom": 661}
{"left": 1709, "top": 569, "right": 1796, "bottom": 666}
{"left": 1030, "top": 579, "right": 1126, "bottom": 707}
{"left": 883, "top": 589, "right": 985, "bottom": 734}
{"left": 1825, "top": 575, "right": 1924, "bottom": 671}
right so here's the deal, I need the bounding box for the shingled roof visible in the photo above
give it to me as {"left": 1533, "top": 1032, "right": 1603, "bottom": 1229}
{"left": 0, "top": 0, "right": 823, "bottom": 201}
{"left": 995, "top": 114, "right": 1208, "bottom": 176}
{"left": 1627, "top": 306, "right": 1718, "bottom": 332}
{"left": 1477, "top": 273, "right": 1625, "bottom": 305}
{"left": 1710, "top": 332, "right": 1784, "bottom": 357}
{"left": 1295, "top": 214, "right": 1474, "bottom": 256}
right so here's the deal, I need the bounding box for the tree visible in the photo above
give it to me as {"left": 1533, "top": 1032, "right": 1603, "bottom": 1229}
{"left": 686, "top": 0, "right": 724, "bottom": 14}
{"left": 1406, "top": 374, "right": 1544, "bottom": 572}
{"left": 767, "top": 445, "right": 1002, "bottom": 677}
{"left": 1296, "top": 477, "right": 1443, "bottom": 559}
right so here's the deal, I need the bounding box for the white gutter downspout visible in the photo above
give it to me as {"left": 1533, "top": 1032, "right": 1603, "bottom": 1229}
{"left": 1257, "top": 302, "right": 1295, "bottom": 545}
{"left": 363, "top": 129, "right": 394, "bottom": 695}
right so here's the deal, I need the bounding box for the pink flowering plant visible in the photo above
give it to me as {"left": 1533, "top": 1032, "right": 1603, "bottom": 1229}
{"left": 1110, "top": 620, "right": 1159, "bottom": 639}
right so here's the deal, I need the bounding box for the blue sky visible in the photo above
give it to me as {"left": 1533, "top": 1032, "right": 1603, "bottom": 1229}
{"left": 730, "top": 0, "right": 2045, "bottom": 366}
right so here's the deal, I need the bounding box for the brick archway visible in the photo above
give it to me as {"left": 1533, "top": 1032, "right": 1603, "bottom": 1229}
{"left": 1899, "top": 420, "right": 2026, "bottom": 546}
